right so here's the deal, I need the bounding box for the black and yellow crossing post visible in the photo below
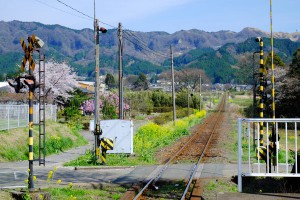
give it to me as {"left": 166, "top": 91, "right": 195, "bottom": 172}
{"left": 256, "top": 37, "right": 264, "bottom": 147}
{"left": 254, "top": 37, "right": 267, "bottom": 161}
{"left": 100, "top": 137, "right": 114, "bottom": 165}
{"left": 269, "top": 0, "right": 278, "bottom": 169}
{"left": 9, "top": 34, "right": 44, "bottom": 191}
{"left": 22, "top": 35, "right": 36, "bottom": 191}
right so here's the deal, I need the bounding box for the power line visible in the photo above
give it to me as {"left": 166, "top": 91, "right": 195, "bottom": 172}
{"left": 123, "top": 28, "right": 169, "bottom": 58}
{"left": 33, "top": 0, "right": 91, "bottom": 21}
{"left": 35, "top": 0, "right": 169, "bottom": 59}
{"left": 123, "top": 31, "right": 168, "bottom": 58}
{"left": 123, "top": 35, "right": 150, "bottom": 57}
{"left": 56, "top": 0, "right": 118, "bottom": 29}
{"left": 56, "top": 0, "right": 93, "bottom": 20}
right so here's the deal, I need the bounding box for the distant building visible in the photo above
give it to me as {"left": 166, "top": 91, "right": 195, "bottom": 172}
{"left": 77, "top": 76, "right": 106, "bottom": 94}
{"left": 0, "top": 82, "right": 10, "bottom": 92}
{"left": 149, "top": 80, "right": 172, "bottom": 92}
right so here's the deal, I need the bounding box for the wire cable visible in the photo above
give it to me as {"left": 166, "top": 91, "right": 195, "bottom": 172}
{"left": 123, "top": 31, "right": 168, "bottom": 58}
{"left": 33, "top": 0, "right": 91, "bottom": 21}
{"left": 56, "top": 0, "right": 93, "bottom": 19}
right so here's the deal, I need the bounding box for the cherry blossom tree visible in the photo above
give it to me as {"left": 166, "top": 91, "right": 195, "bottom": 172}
{"left": 34, "top": 60, "right": 78, "bottom": 103}
{"left": 81, "top": 91, "right": 130, "bottom": 116}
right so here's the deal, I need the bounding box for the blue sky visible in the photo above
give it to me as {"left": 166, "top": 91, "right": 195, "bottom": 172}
{"left": 1, "top": 0, "right": 300, "bottom": 33}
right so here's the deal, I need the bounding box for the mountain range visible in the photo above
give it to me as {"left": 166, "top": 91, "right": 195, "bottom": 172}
{"left": 0, "top": 20, "right": 299, "bottom": 83}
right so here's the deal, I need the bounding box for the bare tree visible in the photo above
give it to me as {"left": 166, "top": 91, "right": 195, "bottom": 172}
{"left": 175, "top": 68, "right": 210, "bottom": 91}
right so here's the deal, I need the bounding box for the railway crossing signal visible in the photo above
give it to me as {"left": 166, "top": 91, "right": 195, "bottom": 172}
{"left": 20, "top": 36, "right": 36, "bottom": 72}
{"left": 8, "top": 34, "right": 45, "bottom": 192}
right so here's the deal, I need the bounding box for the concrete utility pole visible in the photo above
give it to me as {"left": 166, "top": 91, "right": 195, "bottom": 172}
{"left": 94, "top": 18, "right": 100, "bottom": 158}
{"left": 170, "top": 45, "right": 176, "bottom": 123}
{"left": 188, "top": 86, "right": 190, "bottom": 117}
{"left": 118, "top": 22, "right": 124, "bottom": 119}
{"left": 199, "top": 73, "right": 202, "bottom": 111}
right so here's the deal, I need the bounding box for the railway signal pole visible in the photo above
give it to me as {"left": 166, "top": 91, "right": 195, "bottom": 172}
{"left": 11, "top": 35, "right": 44, "bottom": 191}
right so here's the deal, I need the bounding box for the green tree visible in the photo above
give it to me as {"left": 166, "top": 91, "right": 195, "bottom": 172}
{"left": 289, "top": 48, "right": 300, "bottom": 77}
{"left": 133, "top": 73, "right": 148, "bottom": 90}
{"left": 102, "top": 101, "right": 117, "bottom": 119}
{"left": 276, "top": 48, "right": 300, "bottom": 117}
{"left": 265, "top": 53, "right": 286, "bottom": 69}
{"left": 63, "top": 89, "right": 89, "bottom": 120}
{"left": 234, "top": 53, "right": 256, "bottom": 84}
{"left": 150, "top": 75, "right": 158, "bottom": 84}
{"left": 104, "top": 73, "right": 116, "bottom": 90}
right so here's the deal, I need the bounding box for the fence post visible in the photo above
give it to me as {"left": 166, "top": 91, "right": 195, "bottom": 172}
{"left": 238, "top": 118, "right": 243, "bottom": 192}
{"left": 7, "top": 107, "right": 10, "bottom": 130}
{"left": 18, "top": 105, "right": 20, "bottom": 127}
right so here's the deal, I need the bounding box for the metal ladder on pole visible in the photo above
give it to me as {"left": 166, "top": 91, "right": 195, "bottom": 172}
{"left": 38, "top": 54, "right": 46, "bottom": 166}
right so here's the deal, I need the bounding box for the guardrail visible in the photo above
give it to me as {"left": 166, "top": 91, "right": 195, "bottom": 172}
{"left": 238, "top": 118, "right": 300, "bottom": 192}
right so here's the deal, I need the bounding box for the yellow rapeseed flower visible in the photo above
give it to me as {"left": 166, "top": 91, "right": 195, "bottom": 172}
{"left": 47, "top": 170, "right": 53, "bottom": 179}
{"left": 56, "top": 179, "right": 62, "bottom": 185}
{"left": 69, "top": 182, "right": 73, "bottom": 188}
{"left": 39, "top": 194, "right": 43, "bottom": 199}
{"left": 33, "top": 176, "right": 37, "bottom": 181}
{"left": 54, "top": 166, "right": 58, "bottom": 172}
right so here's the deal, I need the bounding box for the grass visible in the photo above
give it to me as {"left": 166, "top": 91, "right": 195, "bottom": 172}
{"left": 0, "top": 121, "right": 87, "bottom": 162}
{"left": 64, "top": 150, "right": 151, "bottom": 167}
{"left": 45, "top": 185, "right": 127, "bottom": 200}
{"left": 0, "top": 190, "right": 14, "bottom": 200}
{"left": 203, "top": 178, "right": 238, "bottom": 199}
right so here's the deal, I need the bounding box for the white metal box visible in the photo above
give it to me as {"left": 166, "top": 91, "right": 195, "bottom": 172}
{"left": 90, "top": 119, "right": 133, "bottom": 154}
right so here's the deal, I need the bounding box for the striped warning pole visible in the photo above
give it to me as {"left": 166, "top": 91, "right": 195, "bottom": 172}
{"left": 28, "top": 36, "right": 34, "bottom": 191}
{"left": 270, "top": 0, "right": 277, "bottom": 170}
{"left": 270, "top": 0, "right": 275, "bottom": 121}
{"left": 258, "top": 38, "right": 264, "bottom": 147}
{"left": 100, "top": 138, "right": 114, "bottom": 165}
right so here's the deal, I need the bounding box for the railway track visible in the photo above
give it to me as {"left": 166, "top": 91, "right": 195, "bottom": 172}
{"left": 122, "top": 94, "right": 227, "bottom": 200}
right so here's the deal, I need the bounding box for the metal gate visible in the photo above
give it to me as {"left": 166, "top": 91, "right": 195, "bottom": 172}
{"left": 238, "top": 118, "right": 300, "bottom": 192}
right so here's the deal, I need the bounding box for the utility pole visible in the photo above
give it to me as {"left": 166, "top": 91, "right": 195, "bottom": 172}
{"left": 199, "top": 73, "right": 202, "bottom": 111}
{"left": 188, "top": 87, "right": 190, "bottom": 117}
{"left": 170, "top": 45, "right": 176, "bottom": 123}
{"left": 94, "top": 18, "right": 100, "bottom": 158}
{"left": 118, "top": 22, "right": 123, "bottom": 119}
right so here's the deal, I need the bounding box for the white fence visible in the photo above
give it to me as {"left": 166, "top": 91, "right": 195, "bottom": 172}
{"left": 237, "top": 118, "right": 300, "bottom": 192}
{"left": 0, "top": 104, "right": 57, "bottom": 131}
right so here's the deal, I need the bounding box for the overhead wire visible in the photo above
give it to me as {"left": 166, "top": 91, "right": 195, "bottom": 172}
{"left": 36, "top": 0, "right": 170, "bottom": 59}
{"left": 123, "top": 27, "right": 169, "bottom": 58}
{"left": 33, "top": 0, "right": 91, "bottom": 21}
{"left": 123, "top": 30, "right": 169, "bottom": 58}
{"left": 56, "top": 0, "right": 93, "bottom": 20}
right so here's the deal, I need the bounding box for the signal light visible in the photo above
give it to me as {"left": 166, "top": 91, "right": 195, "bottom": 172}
{"left": 99, "top": 27, "right": 107, "bottom": 34}
{"left": 8, "top": 77, "right": 24, "bottom": 93}
{"left": 23, "top": 75, "right": 36, "bottom": 91}
{"left": 255, "top": 37, "right": 262, "bottom": 42}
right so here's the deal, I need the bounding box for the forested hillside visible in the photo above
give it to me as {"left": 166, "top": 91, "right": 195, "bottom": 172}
{"left": 0, "top": 20, "right": 299, "bottom": 83}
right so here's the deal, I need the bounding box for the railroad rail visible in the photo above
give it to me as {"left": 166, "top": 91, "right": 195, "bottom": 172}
{"left": 130, "top": 94, "right": 227, "bottom": 200}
